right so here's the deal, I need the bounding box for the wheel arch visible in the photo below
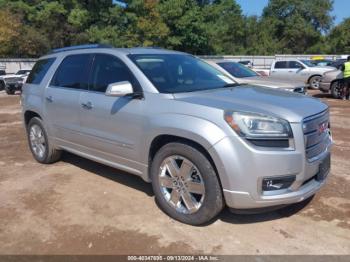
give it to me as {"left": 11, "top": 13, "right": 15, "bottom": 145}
{"left": 24, "top": 110, "right": 42, "bottom": 127}
{"left": 147, "top": 134, "right": 223, "bottom": 190}
{"left": 307, "top": 74, "right": 322, "bottom": 84}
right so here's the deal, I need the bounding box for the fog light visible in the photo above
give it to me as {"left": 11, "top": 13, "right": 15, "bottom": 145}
{"left": 262, "top": 175, "right": 295, "bottom": 191}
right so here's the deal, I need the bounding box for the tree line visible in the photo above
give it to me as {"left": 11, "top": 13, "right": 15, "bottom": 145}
{"left": 0, "top": 0, "right": 349, "bottom": 58}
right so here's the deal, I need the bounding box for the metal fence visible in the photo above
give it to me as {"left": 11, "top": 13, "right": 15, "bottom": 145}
{"left": 0, "top": 58, "right": 37, "bottom": 74}
{"left": 199, "top": 54, "right": 341, "bottom": 69}
{"left": 0, "top": 54, "right": 346, "bottom": 73}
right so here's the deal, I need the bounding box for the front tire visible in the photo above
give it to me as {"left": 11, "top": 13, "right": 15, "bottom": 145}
{"left": 151, "top": 142, "right": 224, "bottom": 225}
{"left": 27, "top": 117, "right": 62, "bottom": 164}
{"left": 331, "top": 81, "right": 341, "bottom": 99}
{"left": 309, "top": 76, "right": 321, "bottom": 90}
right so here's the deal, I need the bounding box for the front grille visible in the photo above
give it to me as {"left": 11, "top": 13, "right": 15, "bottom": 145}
{"left": 5, "top": 77, "right": 22, "bottom": 84}
{"left": 303, "top": 110, "right": 330, "bottom": 161}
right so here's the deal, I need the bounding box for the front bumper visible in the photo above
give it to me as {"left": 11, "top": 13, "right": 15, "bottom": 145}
{"left": 5, "top": 82, "right": 23, "bottom": 91}
{"left": 209, "top": 123, "right": 332, "bottom": 209}
{"left": 319, "top": 81, "right": 331, "bottom": 92}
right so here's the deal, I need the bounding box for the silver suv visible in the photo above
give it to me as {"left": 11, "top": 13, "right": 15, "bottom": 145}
{"left": 22, "top": 45, "right": 332, "bottom": 225}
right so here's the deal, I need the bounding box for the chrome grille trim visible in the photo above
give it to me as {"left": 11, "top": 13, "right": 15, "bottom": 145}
{"left": 303, "top": 109, "right": 330, "bottom": 161}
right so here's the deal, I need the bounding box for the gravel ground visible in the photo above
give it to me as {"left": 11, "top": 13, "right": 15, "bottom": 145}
{"left": 0, "top": 90, "right": 349, "bottom": 255}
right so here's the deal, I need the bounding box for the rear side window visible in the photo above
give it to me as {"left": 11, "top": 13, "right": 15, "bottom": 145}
{"left": 51, "top": 54, "right": 92, "bottom": 89}
{"left": 27, "top": 58, "right": 56, "bottom": 84}
{"left": 274, "top": 61, "right": 288, "bottom": 69}
{"left": 89, "top": 54, "right": 139, "bottom": 93}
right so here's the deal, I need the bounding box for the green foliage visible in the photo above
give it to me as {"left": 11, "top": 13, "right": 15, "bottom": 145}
{"left": 203, "top": 0, "right": 245, "bottom": 54}
{"left": 0, "top": 8, "right": 21, "bottom": 56}
{"left": 0, "top": 0, "right": 346, "bottom": 57}
{"left": 262, "top": 0, "right": 334, "bottom": 54}
{"left": 327, "top": 18, "right": 350, "bottom": 54}
{"left": 159, "top": 0, "right": 209, "bottom": 54}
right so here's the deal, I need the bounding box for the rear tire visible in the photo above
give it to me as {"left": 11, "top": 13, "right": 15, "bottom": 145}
{"left": 309, "top": 76, "right": 321, "bottom": 90}
{"left": 151, "top": 142, "right": 224, "bottom": 225}
{"left": 27, "top": 117, "right": 62, "bottom": 164}
{"left": 331, "top": 81, "right": 341, "bottom": 99}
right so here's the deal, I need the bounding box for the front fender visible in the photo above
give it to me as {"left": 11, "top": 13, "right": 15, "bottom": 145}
{"left": 142, "top": 113, "right": 227, "bottom": 165}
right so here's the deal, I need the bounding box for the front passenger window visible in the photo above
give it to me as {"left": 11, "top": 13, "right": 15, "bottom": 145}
{"left": 89, "top": 54, "right": 138, "bottom": 93}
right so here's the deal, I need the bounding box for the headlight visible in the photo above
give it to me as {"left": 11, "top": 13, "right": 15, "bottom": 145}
{"left": 224, "top": 111, "right": 294, "bottom": 148}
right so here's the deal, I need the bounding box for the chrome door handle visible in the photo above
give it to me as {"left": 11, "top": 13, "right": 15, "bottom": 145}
{"left": 81, "top": 101, "right": 93, "bottom": 109}
{"left": 46, "top": 96, "right": 53, "bottom": 103}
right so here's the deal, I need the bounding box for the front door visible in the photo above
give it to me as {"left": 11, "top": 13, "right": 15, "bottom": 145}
{"left": 79, "top": 53, "right": 145, "bottom": 169}
{"left": 286, "top": 61, "right": 306, "bottom": 82}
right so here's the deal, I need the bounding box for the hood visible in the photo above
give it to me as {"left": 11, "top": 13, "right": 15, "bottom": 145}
{"left": 173, "top": 86, "right": 328, "bottom": 123}
{"left": 0, "top": 74, "right": 22, "bottom": 80}
{"left": 310, "top": 66, "right": 335, "bottom": 72}
{"left": 240, "top": 76, "right": 304, "bottom": 89}
{"left": 323, "top": 69, "right": 343, "bottom": 81}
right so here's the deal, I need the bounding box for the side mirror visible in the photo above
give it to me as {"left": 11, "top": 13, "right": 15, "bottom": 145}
{"left": 105, "top": 81, "right": 133, "bottom": 97}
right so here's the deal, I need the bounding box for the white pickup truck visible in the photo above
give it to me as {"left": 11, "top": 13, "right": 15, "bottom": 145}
{"left": 270, "top": 59, "right": 334, "bottom": 89}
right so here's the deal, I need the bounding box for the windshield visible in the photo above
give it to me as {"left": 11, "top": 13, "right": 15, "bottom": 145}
{"left": 217, "top": 62, "right": 258, "bottom": 78}
{"left": 128, "top": 54, "right": 236, "bottom": 93}
{"left": 300, "top": 60, "right": 316, "bottom": 67}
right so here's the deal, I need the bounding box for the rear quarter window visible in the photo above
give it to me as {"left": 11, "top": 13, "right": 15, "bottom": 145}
{"left": 26, "top": 58, "right": 56, "bottom": 84}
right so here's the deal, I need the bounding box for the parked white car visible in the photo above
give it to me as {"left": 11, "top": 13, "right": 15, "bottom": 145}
{"left": 207, "top": 60, "right": 306, "bottom": 94}
{"left": 0, "top": 69, "right": 31, "bottom": 94}
{"left": 270, "top": 59, "right": 334, "bottom": 89}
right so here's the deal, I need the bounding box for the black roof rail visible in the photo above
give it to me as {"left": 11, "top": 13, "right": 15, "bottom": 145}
{"left": 49, "top": 44, "right": 113, "bottom": 54}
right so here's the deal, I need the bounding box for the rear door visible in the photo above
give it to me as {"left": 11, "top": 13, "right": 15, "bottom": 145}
{"left": 78, "top": 53, "right": 145, "bottom": 168}
{"left": 270, "top": 61, "right": 289, "bottom": 78}
{"left": 45, "top": 54, "right": 93, "bottom": 146}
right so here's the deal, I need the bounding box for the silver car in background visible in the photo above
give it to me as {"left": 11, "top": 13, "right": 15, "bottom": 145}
{"left": 22, "top": 45, "right": 332, "bottom": 225}
{"left": 270, "top": 59, "right": 335, "bottom": 89}
{"left": 206, "top": 60, "right": 306, "bottom": 94}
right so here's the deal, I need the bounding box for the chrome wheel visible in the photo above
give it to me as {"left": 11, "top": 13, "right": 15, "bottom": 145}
{"left": 310, "top": 76, "right": 321, "bottom": 89}
{"left": 159, "top": 155, "right": 205, "bottom": 214}
{"left": 29, "top": 124, "right": 46, "bottom": 159}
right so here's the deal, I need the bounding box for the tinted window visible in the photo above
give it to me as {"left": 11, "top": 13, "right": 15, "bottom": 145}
{"left": 288, "top": 61, "right": 303, "bottom": 69}
{"left": 0, "top": 70, "right": 6, "bottom": 76}
{"left": 51, "top": 54, "right": 92, "bottom": 89}
{"left": 27, "top": 58, "right": 55, "bottom": 84}
{"left": 274, "top": 61, "right": 288, "bottom": 69}
{"left": 217, "top": 62, "right": 258, "bottom": 78}
{"left": 89, "top": 54, "right": 138, "bottom": 93}
{"left": 300, "top": 60, "right": 315, "bottom": 67}
{"left": 129, "top": 54, "right": 235, "bottom": 93}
